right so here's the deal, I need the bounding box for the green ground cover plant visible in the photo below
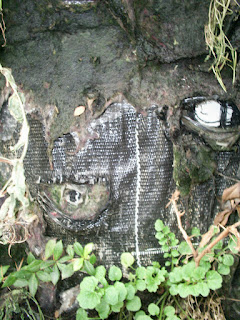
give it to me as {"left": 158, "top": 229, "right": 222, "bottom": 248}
{"left": 0, "top": 211, "right": 238, "bottom": 319}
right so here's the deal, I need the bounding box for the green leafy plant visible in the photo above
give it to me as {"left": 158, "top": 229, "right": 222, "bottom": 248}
{"left": 0, "top": 240, "right": 96, "bottom": 319}
{"left": 75, "top": 216, "right": 238, "bottom": 320}
{"left": 0, "top": 213, "right": 238, "bottom": 320}
{"left": 205, "top": 0, "right": 240, "bottom": 91}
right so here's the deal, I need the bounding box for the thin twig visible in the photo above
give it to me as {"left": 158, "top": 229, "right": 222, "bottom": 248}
{"left": 167, "top": 190, "right": 197, "bottom": 258}
{"left": 169, "top": 189, "right": 240, "bottom": 267}
{"left": 215, "top": 171, "right": 240, "bottom": 183}
{"left": 195, "top": 221, "right": 240, "bottom": 266}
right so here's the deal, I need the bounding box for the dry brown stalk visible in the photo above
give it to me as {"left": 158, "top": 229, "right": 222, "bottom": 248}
{"left": 168, "top": 188, "right": 240, "bottom": 267}
{"left": 195, "top": 221, "right": 240, "bottom": 266}
{"left": 167, "top": 190, "right": 197, "bottom": 258}
{"left": 0, "top": 11, "right": 6, "bottom": 47}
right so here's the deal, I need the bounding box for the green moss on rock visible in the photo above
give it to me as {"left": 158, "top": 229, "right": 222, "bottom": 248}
{"left": 173, "top": 143, "right": 216, "bottom": 196}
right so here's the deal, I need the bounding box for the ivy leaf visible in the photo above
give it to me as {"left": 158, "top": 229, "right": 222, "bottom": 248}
{"left": 109, "top": 266, "right": 122, "bottom": 281}
{"left": 50, "top": 264, "right": 60, "bottom": 285}
{"left": 148, "top": 303, "right": 160, "bottom": 316}
{"left": 169, "top": 267, "right": 183, "bottom": 284}
{"left": 73, "top": 258, "right": 84, "bottom": 271}
{"left": 66, "top": 245, "right": 74, "bottom": 258}
{"left": 27, "top": 252, "right": 36, "bottom": 265}
{"left": 206, "top": 270, "right": 222, "bottom": 290}
{"left": 36, "top": 271, "right": 52, "bottom": 282}
{"left": 83, "top": 243, "right": 94, "bottom": 258}
{"left": 95, "top": 266, "right": 106, "bottom": 280}
{"left": 44, "top": 239, "right": 56, "bottom": 260}
{"left": 188, "top": 284, "right": 200, "bottom": 297}
{"left": 177, "top": 283, "right": 191, "bottom": 298}
{"left": 217, "top": 263, "right": 230, "bottom": 275}
{"left": 182, "top": 261, "right": 195, "bottom": 281}
{"left": 76, "top": 308, "right": 88, "bottom": 320}
{"left": 83, "top": 260, "right": 95, "bottom": 276}
{"left": 136, "top": 279, "right": 146, "bottom": 291}
{"left": 121, "top": 253, "right": 135, "bottom": 268}
{"left": 2, "top": 273, "right": 17, "bottom": 288}
{"left": 164, "top": 306, "right": 175, "bottom": 317}
{"left": 222, "top": 254, "right": 234, "bottom": 267}
{"left": 80, "top": 276, "right": 98, "bottom": 291}
{"left": 162, "top": 226, "right": 170, "bottom": 235}
{"left": 136, "top": 315, "right": 153, "bottom": 320}
{"left": 169, "top": 284, "right": 178, "bottom": 296}
{"left": 171, "top": 250, "right": 180, "bottom": 257}
{"left": 105, "top": 286, "right": 119, "bottom": 306}
{"left": 155, "top": 219, "right": 164, "bottom": 231}
{"left": 53, "top": 240, "right": 63, "bottom": 261}
{"left": 191, "top": 227, "right": 201, "bottom": 237}
{"left": 126, "top": 295, "right": 141, "bottom": 312}
{"left": 192, "top": 266, "right": 206, "bottom": 281}
{"left": 228, "top": 236, "right": 238, "bottom": 254}
{"left": 13, "top": 278, "right": 29, "bottom": 288}
{"left": 135, "top": 311, "right": 147, "bottom": 319}
{"left": 74, "top": 242, "right": 84, "bottom": 256}
{"left": 212, "top": 240, "right": 223, "bottom": 250}
{"left": 111, "top": 301, "right": 124, "bottom": 313}
{"left": 96, "top": 300, "right": 110, "bottom": 319}
{"left": 195, "top": 281, "right": 210, "bottom": 297}
{"left": 28, "top": 274, "right": 38, "bottom": 297}
{"left": 114, "top": 281, "right": 127, "bottom": 302}
{"left": 136, "top": 267, "right": 146, "bottom": 279}
{"left": 199, "top": 260, "right": 211, "bottom": 273}
{"left": 126, "top": 284, "right": 136, "bottom": 300}
{"left": 77, "top": 290, "right": 101, "bottom": 310}
{"left": 178, "top": 241, "right": 192, "bottom": 255}
{"left": 0, "top": 265, "right": 10, "bottom": 282}
{"left": 57, "top": 263, "right": 74, "bottom": 280}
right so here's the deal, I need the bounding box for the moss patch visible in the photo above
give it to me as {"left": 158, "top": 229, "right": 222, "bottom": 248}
{"left": 173, "top": 143, "right": 216, "bottom": 196}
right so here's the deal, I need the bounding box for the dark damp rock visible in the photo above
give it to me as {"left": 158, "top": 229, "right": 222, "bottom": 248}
{"left": 105, "top": 0, "right": 210, "bottom": 63}
{"left": 0, "top": 0, "right": 137, "bottom": 145}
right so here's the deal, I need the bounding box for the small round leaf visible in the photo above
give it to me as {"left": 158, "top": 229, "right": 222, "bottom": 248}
{"left": 121, "top": 253, "right": 134, "bottom": 268}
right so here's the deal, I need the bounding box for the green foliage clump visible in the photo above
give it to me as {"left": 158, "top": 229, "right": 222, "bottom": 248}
{"left": 0, "top": 240, "right": 96, "bottom": 319}
{"left": 75, "top": 219, "right": 236, "bottom": 320}
{"left": 0, "top": 221, "right": 237, "bottom": 319}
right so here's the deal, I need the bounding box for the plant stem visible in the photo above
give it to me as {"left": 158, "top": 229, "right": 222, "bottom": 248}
{"left": 158, "top": 291, "right": 168, "bottom": 319}
{"left": 173, "top": 296, "right": 193, "bottom": 320}
{"left": 156, "top": 290, "right": 169, "bottom": 306}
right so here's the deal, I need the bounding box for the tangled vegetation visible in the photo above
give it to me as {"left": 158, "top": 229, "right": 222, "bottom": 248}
{"left": 0, "top": 65, "right": 35, "bottom": 246}
{"left": 0, "top": 207, "right": 239, "bottom": 319}
{"left": 205, "top": 0, "right": 240, "bottom": 91}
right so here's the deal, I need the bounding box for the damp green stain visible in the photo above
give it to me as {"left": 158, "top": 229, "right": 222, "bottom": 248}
{"left": 173, "top": 144, "right": 216, "bottom": 196}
